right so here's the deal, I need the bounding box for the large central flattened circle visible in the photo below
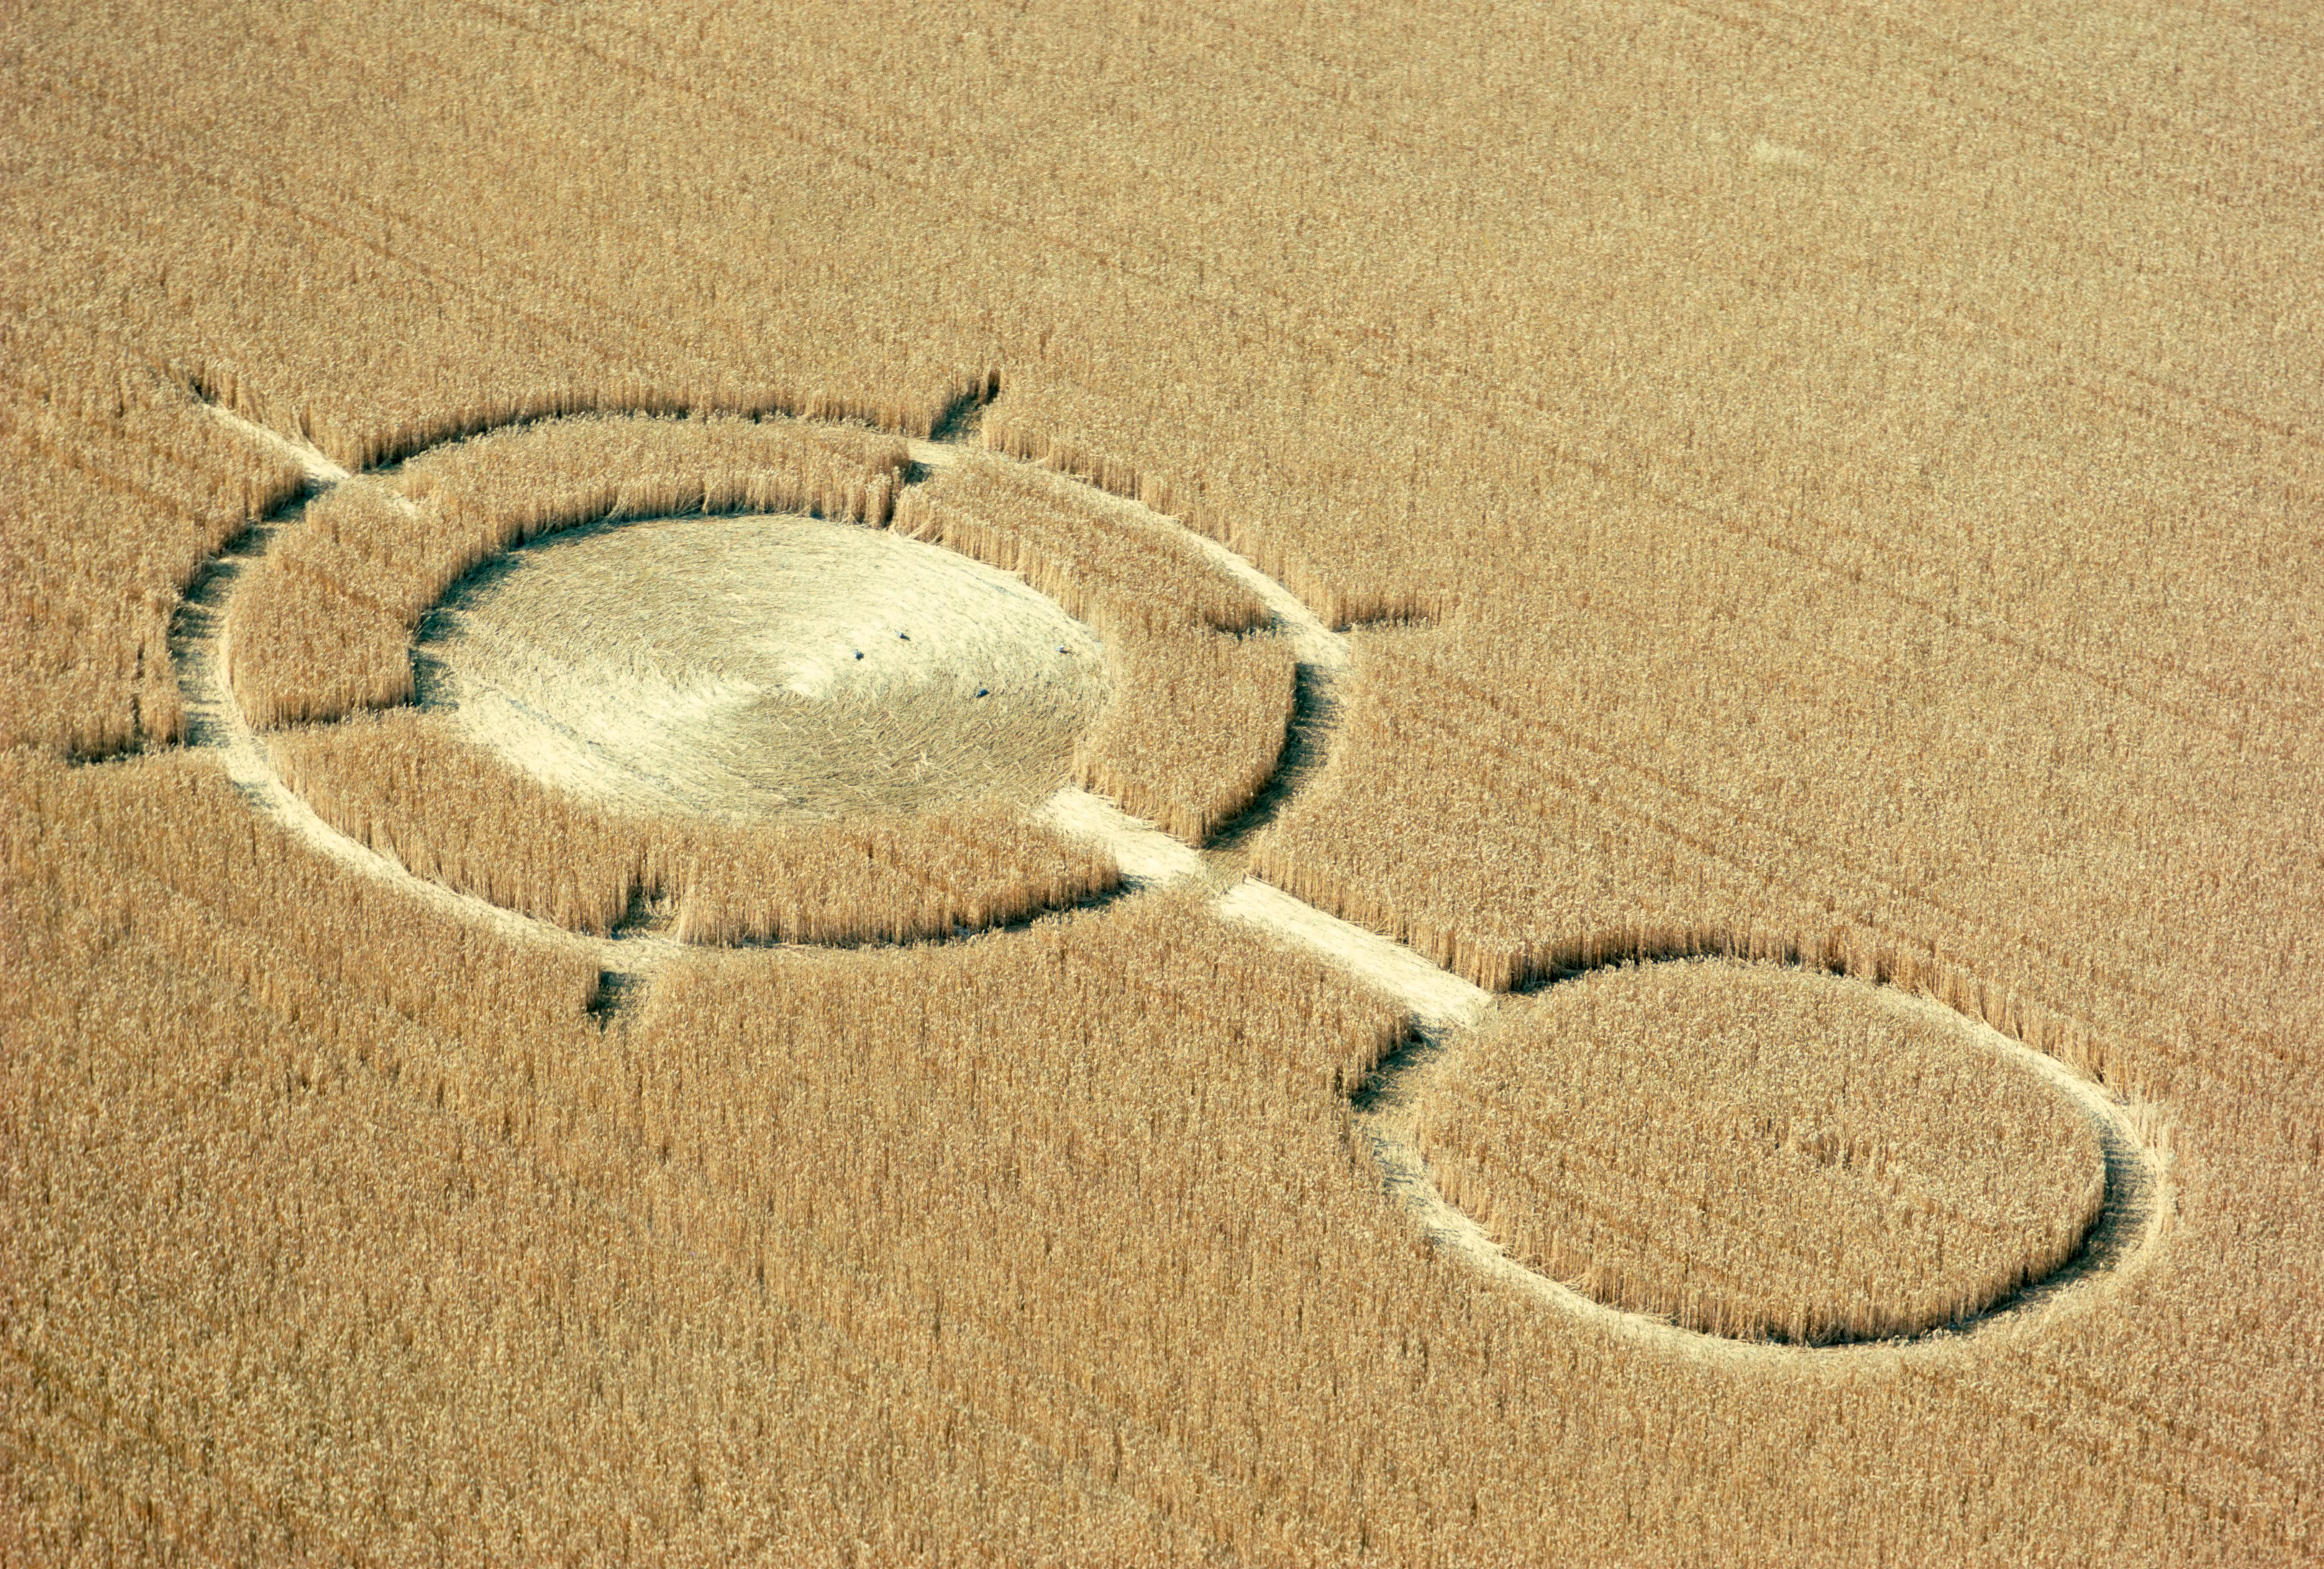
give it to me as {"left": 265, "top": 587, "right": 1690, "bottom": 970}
{"left": 415, "top": 513, "right": 1107, "bottom": 823}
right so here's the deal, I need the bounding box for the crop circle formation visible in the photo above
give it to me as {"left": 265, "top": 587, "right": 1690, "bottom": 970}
{"left": 226, "top": 410, "right": 1292, "bottom": 947}
{"left": 418, "top": 513, "right": 1107, "bottom": 823}
{"left": 201, "top": 405, "right": 2148, "bottom": 1351}
{"left": 1415, "top": 959, "right": 2109, "bottom": 1344}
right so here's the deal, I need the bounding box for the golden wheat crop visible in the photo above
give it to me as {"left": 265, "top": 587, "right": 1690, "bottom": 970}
{"left": 6, "top": 0, "right": 2317, "bottom": 1561}
{"left": 230, "top": 413, "right": 909, "bottom": 729}
{"left": 11, "top": 746, "right": 2278, "bottom": 1564}
{"left": 898, "top": 460, "right": 1297, "bottom": 841}
{"left": 1072, "top": 622, "right": 1295, "bottom": 843}
{"left": 0, "top": 315, "right": 308, "bottom": 754}
{"left": 270, "top": 707, "right": 1118, "bottom": 943}
{"left": 1416, "top": 959, "right": 2107, "bottom": 1344}
{"left": 227, "top": 411, "right": 1130, "bottom": 946}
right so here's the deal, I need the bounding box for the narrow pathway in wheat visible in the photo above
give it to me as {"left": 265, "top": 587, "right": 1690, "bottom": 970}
{"left": 178, "top": 403, "right": 2170, "bottom": 1361}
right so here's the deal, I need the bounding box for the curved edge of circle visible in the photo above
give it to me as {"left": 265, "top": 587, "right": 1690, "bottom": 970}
{"left": 176, "top": 414, "right": 1345, "bottom": 971}
{"left": 1301, "top": 951, "right": 2174, "bottom": 1365}
{"left": 905, "top": 439, "right": 1350, "bottom": 671}
{"left": 179, "top": 402, "right": 2172, "bottom": 1361}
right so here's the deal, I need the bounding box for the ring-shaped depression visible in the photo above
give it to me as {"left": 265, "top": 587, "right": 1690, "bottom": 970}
{"left": 1415, "top": 959, "right": 2109, "bottom": 1344}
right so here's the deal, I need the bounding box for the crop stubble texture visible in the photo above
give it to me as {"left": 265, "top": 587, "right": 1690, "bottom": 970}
{"left": 5, "top": 0, "right": 2321, "bottom": 1561}
{"left": 897, "top": 459, "right": 1297, "bottom": 843}
{"left": 236, "top": 413, "right": 1133, "bottom": 943}
{"left": 269, "top": 708, "right": 1115, "bottom": 944}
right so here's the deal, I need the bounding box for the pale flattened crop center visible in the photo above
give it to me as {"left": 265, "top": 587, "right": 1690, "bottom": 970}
{"left": 416, "top": 512, "right": 1107, "bottom": 824}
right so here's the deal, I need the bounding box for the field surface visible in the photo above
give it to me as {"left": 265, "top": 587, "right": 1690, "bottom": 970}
{"left": 4, "top": 3, "right": 2321, "bottom": 1564}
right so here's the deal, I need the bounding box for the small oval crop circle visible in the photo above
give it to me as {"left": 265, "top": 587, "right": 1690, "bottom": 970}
{"left": 1416, "top": 959, "right": 2107, "bottom": 1344}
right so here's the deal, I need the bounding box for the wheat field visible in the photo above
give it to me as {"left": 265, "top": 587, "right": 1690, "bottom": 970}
{"left": 5, "top": 0, "right": 2321, "bottom": 1563}
{"left": 897, "top": 457, "right": 1299, "bottom": 841}
{"left": 230, "top": 413, "right": 911, "bottom": 729}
